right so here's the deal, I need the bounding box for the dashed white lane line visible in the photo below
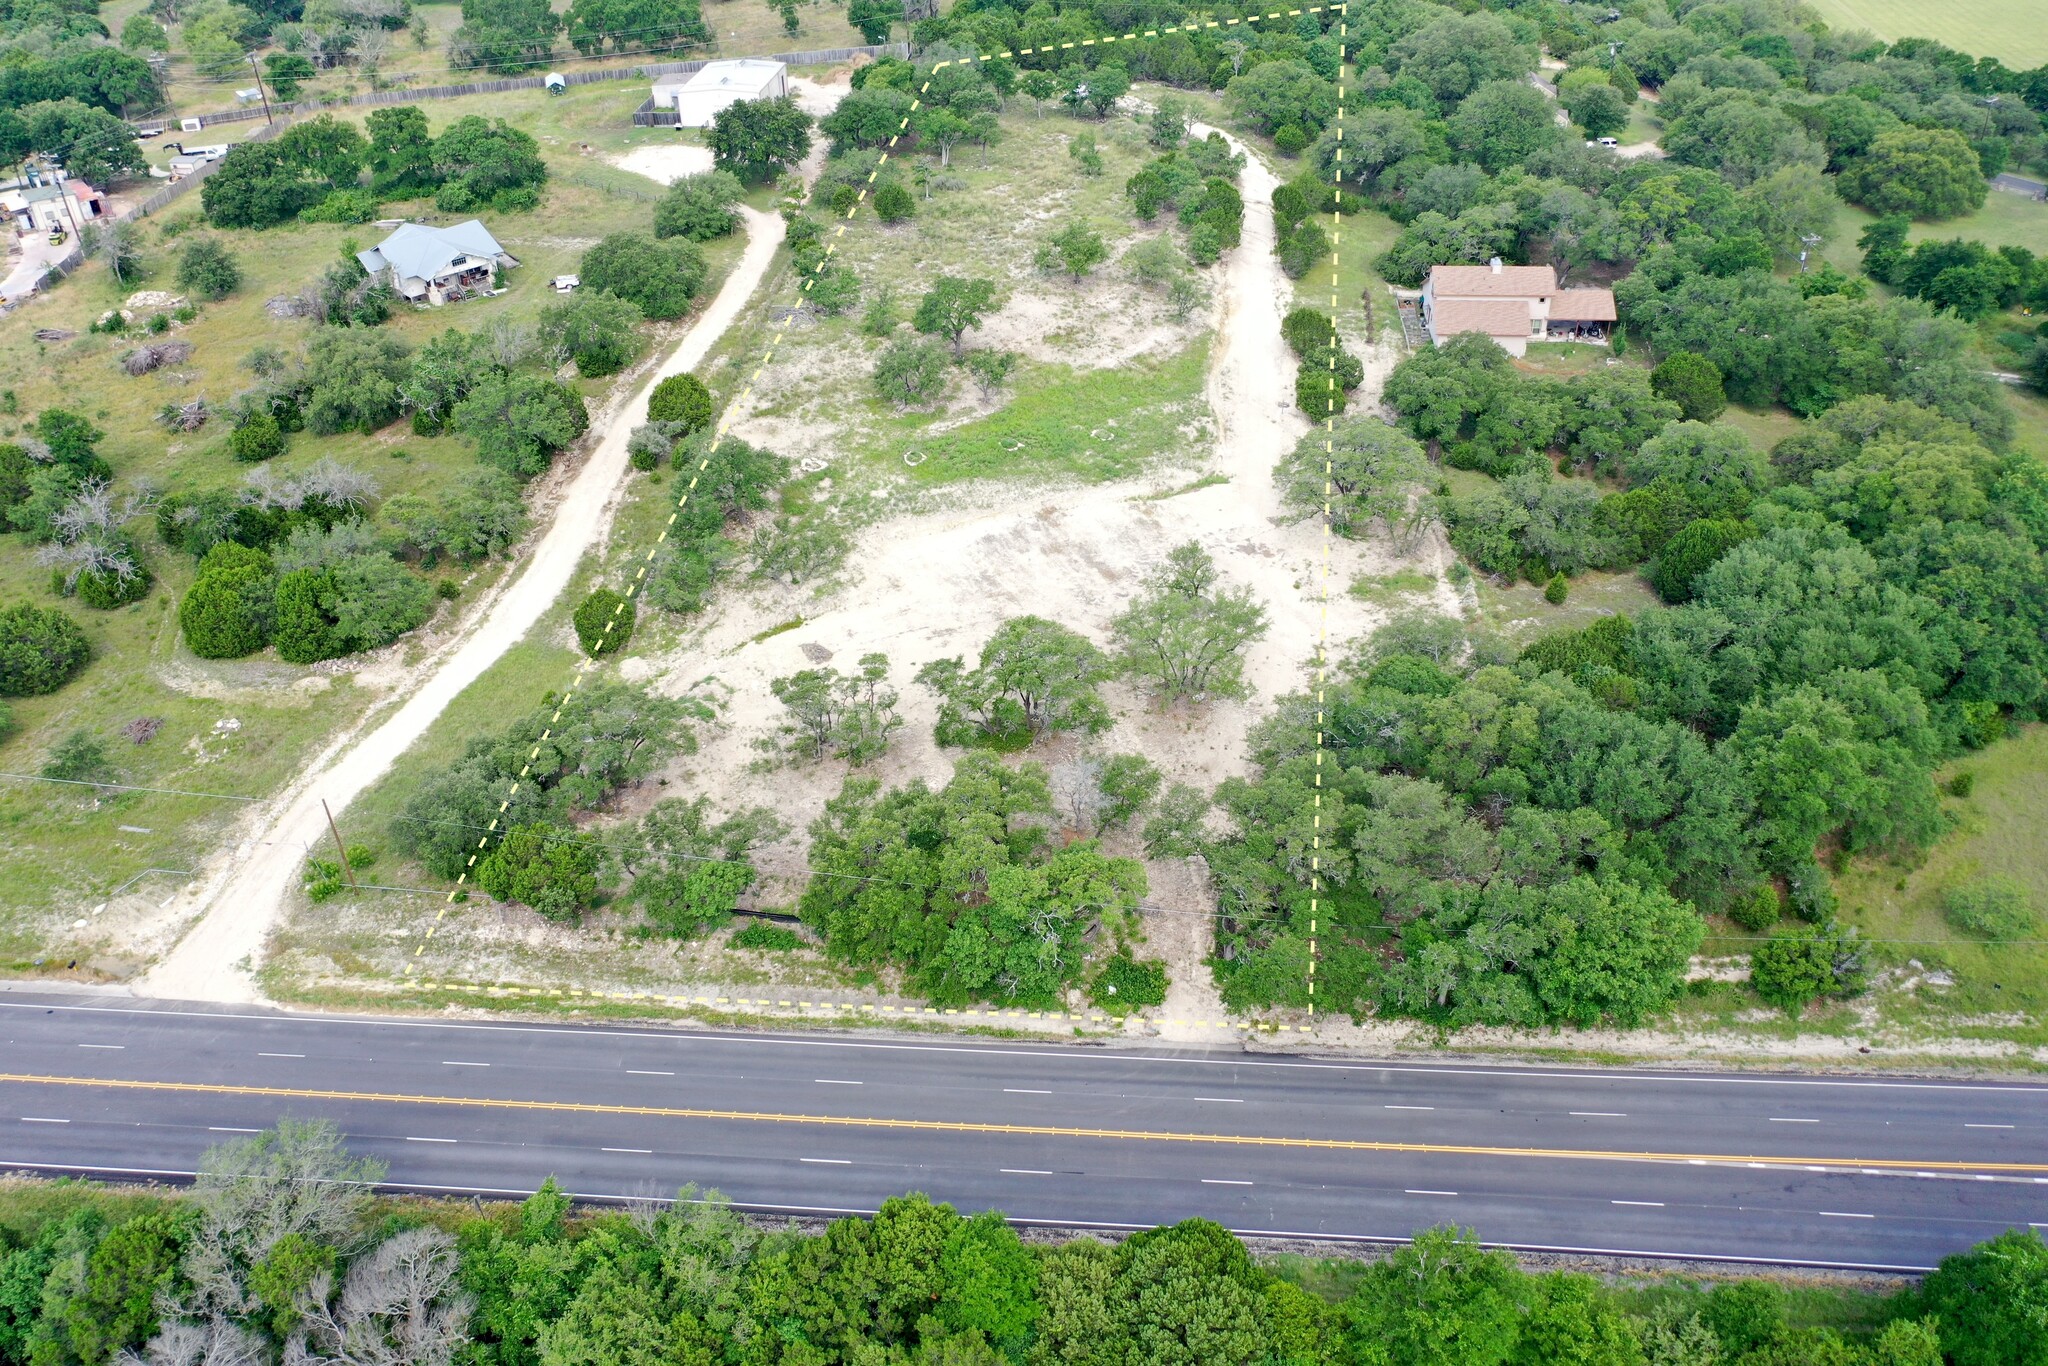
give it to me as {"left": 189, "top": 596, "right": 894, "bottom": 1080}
{"left": 19, "top": 1117, "right": 67, "bottom": 1124}
{"left": 1000, "top": 1168, "right": 1053, "bottom": 1175}
{"left": 1004, "top": 1088, "right": 1051, "bottom": 1095}
{"left": 405, "top": 1136, "right": 456, "bottom": 1144}
{"left": 1202, "top": 1179, "right": 1253, "bottom": 1186}
{"left": 814, "top": 1079, "right": 863, "bottom": 1086}
{"left": 602, "top": 1147, "right": 652, "bottom": 1154}
{"left": 208, "top": 1126, "right": 260, "bottom": 1134}
{"left": 1818, "top": 1211, "right": 1875, "bottom": 1219}
{"left": 1966, "top": 1123, "right": 2015, "bottom": 1129}
{"left": 1571, "top": 1111, "right": 1625, "bottom": 1117}
{"left": 442, "top": 1061, "right": 489, "bottom": 1068}
{"left": 1405, "top": 1189, "right": 1458, "bottom": 1196}
{"left": 1612, "top": 1200, "right": 1665, "bottom": 1207}
{"left": 626, "top": 1069, "right": 674, "bottom": 1076}
{"left": 78, "top": 1044, "right": 124, "bottom": 1050}
{"left": 1385, "top": 1105, "right": 1435, "bottom": 1111}
{"left": 800, "top": 1157, "right": 851, "bottom": 1165}
{"left": 257, "top": 1052, "right": 303, "bottom": 1059}
{"left": 1769, "top": 1117, "right": 1818, "bottom": 1123}
{"left": 1193, "top": 1097, "right": 1243, "bottom": 1104}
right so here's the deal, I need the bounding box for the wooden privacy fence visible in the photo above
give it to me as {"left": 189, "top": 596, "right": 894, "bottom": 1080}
{"left": 176, "top": 42, "right": 907, "bottom": 130}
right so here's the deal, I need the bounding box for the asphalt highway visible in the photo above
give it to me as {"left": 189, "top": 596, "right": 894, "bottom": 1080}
{"left": 2, "top": 993, "right": 2044, "bottom": 1270}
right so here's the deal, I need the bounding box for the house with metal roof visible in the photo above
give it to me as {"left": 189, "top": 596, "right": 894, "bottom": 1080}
{"left": 354, "top": 220, "right": 519, "bottom": 306}
{"left": 651, "top": 59, "right": 789, "bottom": 128}
{"left": 1420, "top": 259, "right": 1616, "bottom": 356}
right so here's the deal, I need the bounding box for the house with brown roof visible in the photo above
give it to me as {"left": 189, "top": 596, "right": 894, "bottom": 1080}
{"left": 1420, "top": 259, "right": 1616, "bottom": 356}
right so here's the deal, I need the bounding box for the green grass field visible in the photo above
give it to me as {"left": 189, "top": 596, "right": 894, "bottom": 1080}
{"left": 103, "top": 0, "right": 868, "bottom": 124}
{"left": 0, "top": 83, "right": 746, "bottom": 968}
{"left": 1833, "top": 724, "right": 2048, "bottom": 1039}
{"left": 1803, "top": 0, "right": 2048, "bottom": 66}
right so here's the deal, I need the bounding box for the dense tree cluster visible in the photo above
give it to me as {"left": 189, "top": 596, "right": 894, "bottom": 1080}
{"left": 1228, "top": 354, "right": 2046, "bottom": 1023}
{"left": 390, "top": 679, "right": 712, "bottom": 920}
{"left": 202, "top": 108, "right": 546, "bottom": 230}
{"left": 0, "top": 1126, "right": 2041, "bottom": 1366}
{"left": 801, "top": 752, "right": 1146, "bottom": 1006}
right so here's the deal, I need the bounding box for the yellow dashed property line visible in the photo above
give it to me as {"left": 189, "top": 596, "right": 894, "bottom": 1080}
{"left": 401, "top": 9, "right": 1349, "bottom": 1039}
{"left": 7, "top": 1073, "right": 2040, "bottom": 1175}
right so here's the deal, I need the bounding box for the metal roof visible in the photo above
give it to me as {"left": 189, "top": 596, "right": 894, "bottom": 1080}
{"left": 355, "top": 219, "right": 508, "bottom": 282}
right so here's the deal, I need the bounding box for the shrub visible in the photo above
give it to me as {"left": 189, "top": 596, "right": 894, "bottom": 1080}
{"left": 475, "top": 821, "right": 600, "bottom": 922}
{"left": 1750, "top": 923, "right": 1861, "bottom": 1014}
{"left": 1728, "top": 885, "right": 1782, "bottom": 932}
{"left": 1281, "top": 306, "right": 1336, "bottom": 356}
{"left": 573, "top": 587, "right": 634, "bottom": 657}
{"left": 1295, "top": 362, "right": 1346, "bottom": 417}
{"left": 872, "top": 336, "right": 950, "bottom": 408}
{"left": 1273, "top": 124, "right": 1308, "bottom": 156}
{"left": 579, "top": 234, "right": 707, "bottom": 321}
{"left": 0, "top": 602, "right": 91, "bottom": 696}
{"left": 731, "top": 920, "right": 805, "bottom": 951}
{"left": 179, "top": 542, "right": 276, "bottom": 659}
{"left": 273, "top": 567, "right": 340, "bottom": 664}
{"left": 176, "top": 237, "right": 242, "bottom": 300}
{"left": 1943, "top": 876, "right": 2035, "bottom": 939}
{"left": 1946, "top": 771, "right": 1975, "bottom": 798}
{"left": 300, "top": 188, "right": 380, "bottom": 224}
{"left": 76, "top": 544, "right": 152, "bottom": 609}
{"left": 1650, "top": 519, "right": 1752, "bottom": 603}
{"left": 1649, "top": 352, "right": 1726, "bottom": 422}
{"left": 874, "top": 181, "right": 915, "bottom": 223}
{"left": 1091, "top": 954, "right": 1168, "bottom": 1013}
{"left": 647, "top": 373, "right": 714, "bottom": 433}
{"left": 1543, "top": 572, "right": 1569, "bottom": 604}
{"left": 40, "top": 729, "right": 115, "bottom": 785}
{"left": 229, "top": 412, "right": 288, "bottom": 464}
{"left": 653, "top": 170, "right": 746, "bottom": 240}
{"left": 540, "top": 290, "right": 643, "bottom": 378}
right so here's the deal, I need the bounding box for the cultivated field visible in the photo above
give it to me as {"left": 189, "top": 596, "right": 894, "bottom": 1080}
{"left": 1803, "top": 0, "right": 2048, "bottom": 66}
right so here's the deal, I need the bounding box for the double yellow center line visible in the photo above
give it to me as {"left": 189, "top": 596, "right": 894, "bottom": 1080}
{"left": 5, "top": 1073, "right": 2042, "bottom": 1174}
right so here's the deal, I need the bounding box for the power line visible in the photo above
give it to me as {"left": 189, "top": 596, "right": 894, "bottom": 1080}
{"left": 0, "top": 771, "right": 261, "bottom": 802}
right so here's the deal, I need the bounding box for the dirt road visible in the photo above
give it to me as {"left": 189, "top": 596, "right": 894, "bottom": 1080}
{"left": 140, "top": 85, "right": 843, "bottom": 1003}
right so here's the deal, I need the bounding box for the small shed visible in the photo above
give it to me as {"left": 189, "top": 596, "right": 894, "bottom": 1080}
{"left": 653, "top": 59, "right": 789, "bottom": 128}
{"left": 544, "top": 71, "right": 566, "bottom": 94}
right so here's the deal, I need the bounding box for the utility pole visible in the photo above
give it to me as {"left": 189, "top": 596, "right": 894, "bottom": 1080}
{"left": 247, "top": 52, "right": 274, "bottom": 125}
{"left": 321, "top": 799, "right": 359, "bottom": 889}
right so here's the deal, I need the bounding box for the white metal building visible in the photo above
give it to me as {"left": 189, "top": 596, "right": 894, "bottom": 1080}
{"left": 652, "top": 59, "right": 789, "bottom": 128}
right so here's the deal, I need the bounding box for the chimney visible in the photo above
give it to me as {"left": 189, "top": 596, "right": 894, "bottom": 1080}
{"left": 1489, "top": 256, "right": 1503, "bottom": 273}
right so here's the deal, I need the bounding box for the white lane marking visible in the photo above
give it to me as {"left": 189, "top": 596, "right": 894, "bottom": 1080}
{"left": 1193, "top": 1097, "right": 1242, "bottom": 1104}
{"left": 405, "top": 1136, "right": 456, "bottom": 1144}
{"left": 1965, "top": 1123, "right": 2015, "bottom": 1129}
{"left": 257, "top": 1052, "right": 304, "bottom": 1058}
{"left": 442, "top": 1061, "right": 488, "bottom": 1067}
{"left": 0, "top": 1160, "right": 1950, "bottom": 1274}
{"left": 20, "top": 1117, "right": 68, "bottom": 1124}
{"left": 1818, "top": 1211, "right": 1874, "bottom": 1219}
{"left": 1769, "top": 1117, "right": 1818, "bottom": 1123}
{"left": 602, "top": 1147, "right": 653, "bottom": 1154}
{"left": 800, "top": 1157, "right": 851, "bottom": 1164}
{"left": 1000, "top": 1169, "right": 1053, "bottom": 1175}
{"left": 1406, "top": 1189, "right": 1457, "bottom": 1196}
{"left": 1612, "top": 1200, "right": 1665, "bottom": 1207}
{"left": 1004, "top": 1088, "right": 1051, "bottom": 1094}
{"left": 208, "top": 1126, "right": 260, "bottom": 1133}
{"left": 626, "top": 1069, "right": 674, "bottom": 1076}
{"left": 78, "top": 1043, "right": 124, "bottom": 1050}
{"left": 1384, "top": 1105, "right": 1435, "bottom": 1111}
{"left": 813, "top": 1079, "right": 863, "bottom": 1086}
{"left": 1571, "top": 1111, "right": 1625, "bottom": 1117}
{"left": 17, "top": 999, "right": 2046, "bottom": 1096}
{"left": 1202, "top": 1179, "right": 1253, "bottom": 1186}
